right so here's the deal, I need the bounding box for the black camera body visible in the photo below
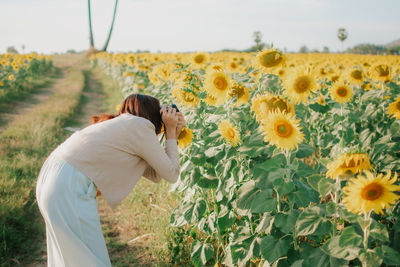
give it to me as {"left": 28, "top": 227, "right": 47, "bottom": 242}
{"left": 161, "top": 103, "right": 180, "bottom": 113}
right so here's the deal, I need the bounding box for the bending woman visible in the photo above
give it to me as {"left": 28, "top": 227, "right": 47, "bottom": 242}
{"left": 35, "top": 93, "right": 184, "bottom": 267}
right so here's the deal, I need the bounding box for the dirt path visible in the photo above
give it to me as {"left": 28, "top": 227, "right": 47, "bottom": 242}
{"left": 24, "top": 61, "right": 174, "bottom": 267}
{"left": 0, "top": 54, "right": 84, "bottom": 134}
{"left": 0, "top": 72, "right": 59, "bottom": 134}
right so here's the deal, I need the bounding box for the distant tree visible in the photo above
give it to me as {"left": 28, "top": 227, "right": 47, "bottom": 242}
{"left": 252, "top": 31, "right": 265, "bottom": 51}
{"left": 298, "top": 45, "right": 309, "bottom": 53}
{"left": 102, "top": 0, "right": 119, "bottom": 51}
{"left": 6, "top": 46, "right": 18, "bottom": 54}
{"left": 388, "top": 46, "right": 400, "bottom": 55}
{"left": 21, "top": 44, "right": 25, "bottom": 53}
{"left": 67, "top": 49, "right": 77, "bottom": 54}
{"left": 323, "top": 46, "right": 330, "bottom": 53}
{"left": 311, "top": 48, "right": 320, "bottom": 53}
{"left": 337, "top": 28, "right": 348, "bottom": 52}
{"left": 346, "top": 43, "right": 398, "bottom": 55}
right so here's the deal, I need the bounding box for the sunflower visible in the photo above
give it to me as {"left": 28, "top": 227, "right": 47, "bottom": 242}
{"left": 218, "top": 120, "right": 241, "bottom": 147}
{"left": 192, "top": 52, "right": 208, "bottom": 66}
{"left": 256, "top": 48, "right": 285, "bottom": 69}
{"left": 228, "top": 60, "right": 239, "bottom": 72}
{"left": 261, "top": 110, "right": 304, "bottom": 150}
{"left": 361, "top": 83, "right": 373, "bottom": 90}
{"left": 204, "top": 70, "right": 231, "bottom": 105}
{"left": 251, "top": 93, "right": 295, "bottom": 122}
{"left": 207, "top": 63, "right": 224, "bottom": 73}
{"left": 148, "top": 72, "right": 161, "bottom": 86}
{"left": 329, "top": 81, "right": 353, "bottom": 104}
{"left": 283, "top": 67, "right": 317, "bottom": 104}
{"left": 204, "top": 93, "right": 218, "bottom": 106}
{"left": 347, "top": 68, "right": 365, "bottom": 85}
{"left": 315, "top": 94, "right": 325, "bottom": 105}
{"left": 342, "top": 171, "right": 400, "bottom": 214}
{"left": 228, "top": 82, "right": 250, "bottom": 106}
{"left": 172, "top": 86, "right": 200, "bottom": 108}
{"left": 387, "top": 97, "right": 400, "bottom": 120}
{"left": 372, "top": 64, "right": 391, "bottom": 83}
{"left": 326, "top": 153, "right": 372, "bottom": 180}
{"left": 8, "top": 74, "right": 15, "bottom": 81}
{"left": 329, "top": 73, "right": 341, "bottom": 83}
{"left": 275, "top": 67, "right": 287, "bottom": 79}
{"left": 123, "top": 72, "right": 136, "bottom": 78}
{"left": 178, "top": 127, "right": 193, "bottom": 149}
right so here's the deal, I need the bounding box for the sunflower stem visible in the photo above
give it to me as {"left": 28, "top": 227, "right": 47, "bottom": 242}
{"left": 276, "top": 189, "right": 281, "bottom": 213}
{"left": 362, "top": 211, "right": 371, "bottom": 249}
{"left": 284, "top": 149, "right": 291, "bottom": 166}
{"left": 339, "top": 105, "right": 345, "bottom": 150}
{"left": 360, "top": 212, "right": 372, "bottom": 267}
{"left": 332, "top": 177, "right": 340, "bottom": 236}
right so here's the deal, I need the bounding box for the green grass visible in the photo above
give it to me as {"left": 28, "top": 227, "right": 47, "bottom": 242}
{"left": 0, "top": 57, "right": 192, "bottom": 266}
{"left": 0, "top": 64, "right": 58, "bottom": 110}
{"left": 0, "top": 61, "right": 85, "bottom": 265}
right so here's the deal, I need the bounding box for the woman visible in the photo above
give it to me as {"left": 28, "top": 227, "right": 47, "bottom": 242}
{"left": 35, "top": 93, "right": 185, "bottom": 267}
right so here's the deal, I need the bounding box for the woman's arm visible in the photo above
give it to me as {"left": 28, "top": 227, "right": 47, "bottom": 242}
{"left": 142, "top": 110, "right": 186, "bottom": 183}
{"left": 142, "top": 165, "right": 162, "bottom": 183}
{"left": 126, "top": 110, "right": 180, "bottom": 183}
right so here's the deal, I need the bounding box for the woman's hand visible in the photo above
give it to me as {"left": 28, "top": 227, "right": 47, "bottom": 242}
{"left": 160, "top": 105, "right": 179, "bottom": 140}
{"left": 176, "top": 112, "right": 186, "bottom": 139}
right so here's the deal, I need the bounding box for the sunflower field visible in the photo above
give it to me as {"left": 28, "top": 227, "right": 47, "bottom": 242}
{"left": 92, "top": 50, "right": 400, "bottom": 267}
{"left": 0, "top": 53, "right": 52, "bottom": 103}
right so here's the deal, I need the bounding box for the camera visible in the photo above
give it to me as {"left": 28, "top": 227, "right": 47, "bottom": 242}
{"left": 161, "top": 103, "right": 180, "bottom": 113}
{"left": 159, "top": 104, "right": 180, "bottom": 142}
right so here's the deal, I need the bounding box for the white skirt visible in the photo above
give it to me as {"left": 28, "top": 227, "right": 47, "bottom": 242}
{"left": 35, "top": 149, "right": 112, "bottom": 267}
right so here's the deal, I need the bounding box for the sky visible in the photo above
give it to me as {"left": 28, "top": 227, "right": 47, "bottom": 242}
{"left": 1, "top": 0, "right": 399, "bottom": 54}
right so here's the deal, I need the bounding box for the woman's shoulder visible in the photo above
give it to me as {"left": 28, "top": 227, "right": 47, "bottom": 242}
{"left": 119, "top": 113, "right": 155, "bottom": 130}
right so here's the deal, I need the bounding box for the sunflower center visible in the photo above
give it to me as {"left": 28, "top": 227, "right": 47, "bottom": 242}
{"left": 230, "top": 62, "right": 238, "bottom": 69}
{"left": 351, "top": 70, "right": 362, "bottom": 80}
{"left": 344, "top": 169, "right": 355, "bottom": 175}
{"left": 396, "top": 101, "right": 400, "bottom": 111}
{"left": 275, "top": 122, "right": 293, "bottom": 137}
{"left": 227, "top": 128, "right": 236, "bottom": 139}
{"left": 361, "top": 182, "right": 383, "bottom": 201}
{"left": 274, "top": 99, "right": 290, "bottom": 113}
{"left": 214, "top": 77, "right": 228, "bottom": 91}
{"left": 178, "top": 129, "right": 187, "bottom": 139}
{"left": 229, "top": 85, "right": 245, "bottom": 98}
{"left": 294, "top": 77, "right": 310, "bottom": 93}
{"left": 182, "top": 92, "right": 195, "bottom": 102}
{"left": 375, "top": 65, "right": 389, "bottom": 77}
{"left": 194, "top": 55, "right": 205, "bottom": 64}
{"left": 260, "top": 51, "right": 283, "bottom": 68}
{"left": 336, "top": 87, "right": 348, "bottom": 97}
{"left": 331, "top": 75, "right": 339, "bottom": 82}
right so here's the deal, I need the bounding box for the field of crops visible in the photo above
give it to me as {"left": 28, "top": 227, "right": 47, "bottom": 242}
{"left": 91, "top": 50, "right": 400, "bottom": 267}
{"left": 0, "top": 53, "right": 52, "bottom": 103}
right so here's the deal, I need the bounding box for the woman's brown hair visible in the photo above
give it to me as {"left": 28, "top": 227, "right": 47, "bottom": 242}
{"left": 91, "top": 93, "right": 163, "bottom": 134}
